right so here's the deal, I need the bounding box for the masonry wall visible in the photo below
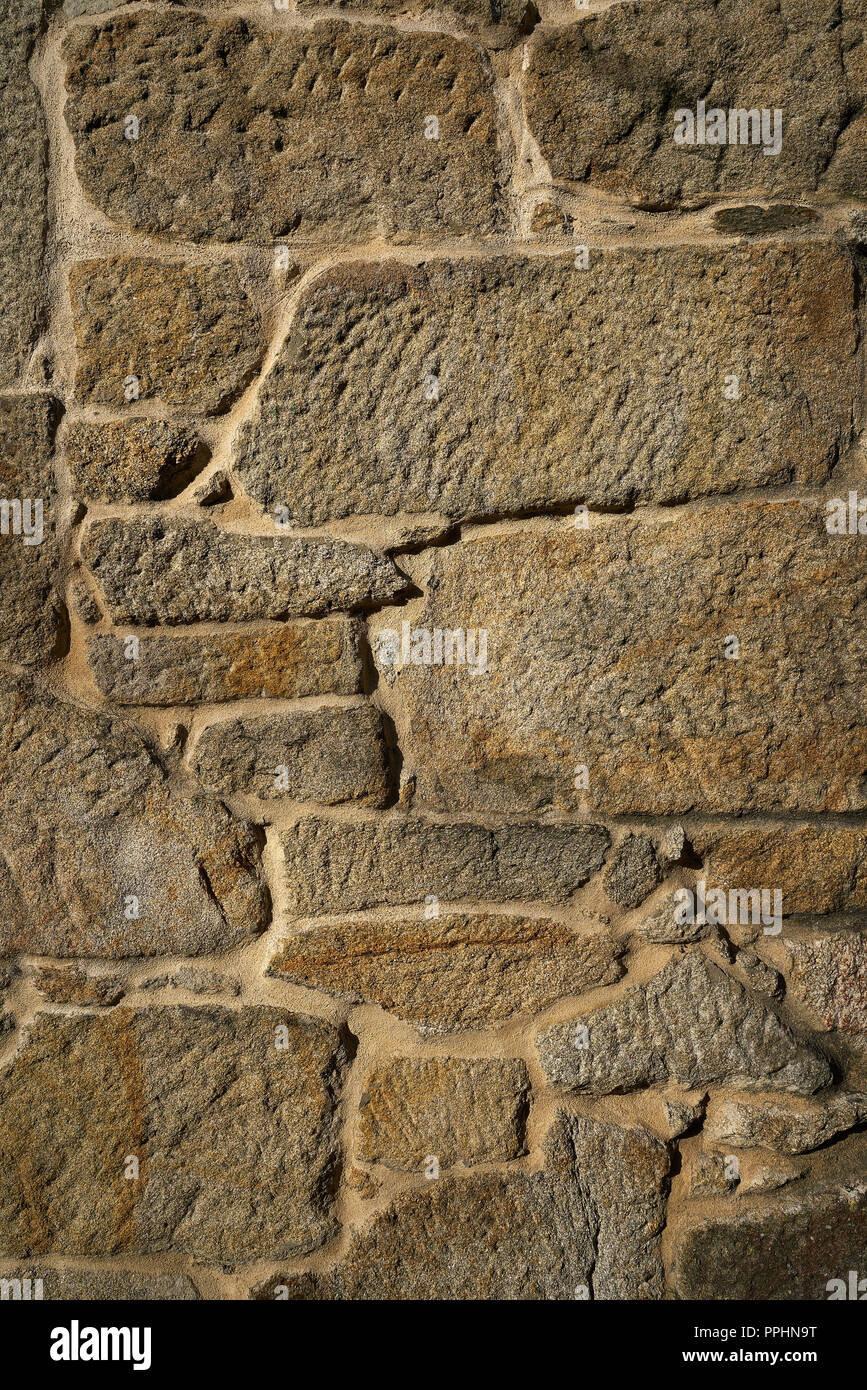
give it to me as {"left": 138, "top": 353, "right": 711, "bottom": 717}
{"left": 0, "top": 0, "right": 865, "bottom": 1300}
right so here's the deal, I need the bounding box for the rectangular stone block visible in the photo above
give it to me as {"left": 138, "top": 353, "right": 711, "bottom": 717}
{"left": 70, "top": 258, "right": 261, "bottom": 414}
{"left": 0, "top": 675, "right": 268, "bottom": 958}
{"left": 786, "top": 929, "right": 867, "bottom": 1036}
{"left": 87, "top": 618, "right": 363, "bottom": 704}
{"left": 65, "top": 418, "right": 204, "bottom": 502}
{"left": 62, "top": 15, "right": 501, "bottom": 243}
{"left": 234, "top": 246, "right": 858, "bottom": 524}
{"left": 82, "top": 518, "right": 407, "bottom": 624}
{"left": 698, "top": 826, "right": 867, "bottom": 916}
{"left": 371, "top": 500, "right": 866, "bottom": 815}
{"left": 0, "top": 1, "right": 47, "bottom": 386}
{"left": 0, "top": 1008, "right": 347, "bottom": 1264}
{"left": 269, "top": 912, "right": 623, "bottom": 1032}
{"left": 281, "top": 816, "right": 610, "bottom": 912}
{"left": 522, "top": 0, "right": 866, "bottom": 203}
{"left": 358, "top": 1058, "right": 530, "bottom": 1169}
{"left": 0, "top": 395, "right": 62, "bottom": 667}
{"left": 190, "top": 704, "right": 391, "bottom": 806}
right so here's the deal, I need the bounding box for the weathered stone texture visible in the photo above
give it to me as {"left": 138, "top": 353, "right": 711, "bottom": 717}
{"left": 191, "top": 705, "right": 391, "bottom": 806}
{"left": 0, "top": 677, "right": 268, "bottom": 957}
{"left": 0, "top": 395, "right": 62, "bottom": 668}
{"left": 673, "top": 1183, "right": 867, "bottom": 1300}
{"left": 298, "top": 0, "right": 534, "bottom": 48}
{"left": 0, "top": 1267, "right": 199, "bottom": 1300}
{"left": 0, "top": 0, "right": 47, "bottom": 386}
{"left": 70, "top": 259, "right": 261, "bottom": 413}
{"left": 87, "top": 619, "right": 363, "bottom": 705}
{"left": 374, "top": 502, "right": 866, "bottom": 815}
{"left": 358, "top": 1059, "right": 529, "bottom": 1168}
{"left": 522, "top": 0, "right": 867, "bottom": 203}
{"left": 603, "top": 834, "right": 659, "bottom": 909}
{"left": 786, "top": 931, "right": 867, "bottom": 1035}
{"left": 281, "top": 817, "right": 610, "bottom": 913}
{"left": 256, "top": 1113, "right": 669, "bottom": 1299}
{"left": 536, "top": 954, "right": 832, "bottom": 1096}
{"left": 82, "top": 518, "right": 406, "bottom": 624}
{"left": 66, "top": 419, "right": 204, "bottom": 502}
{"left": 698, "top": 827, "right": 867, "bottom": 916}
{"left": 235, "top": 247, "right": 857, "bottom": 525}
{"left": 62, "top": 15, "right": 501, "bottom": 243}
{"left": 0, "top": 1008, "right": 347, "bottom": 1264}
{"left": 270, "top": 913, "right": 623, "bottom": 1032}
{"left": 706, "top": 1093, "right": 867, "bottom": 1155}
{"left": 32, "top": 965, "right": 125, "bottom": 1008}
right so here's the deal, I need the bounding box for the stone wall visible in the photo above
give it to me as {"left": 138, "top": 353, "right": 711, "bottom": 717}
{"left": 0, "top": 0, "right": 865, "bottom": 1300}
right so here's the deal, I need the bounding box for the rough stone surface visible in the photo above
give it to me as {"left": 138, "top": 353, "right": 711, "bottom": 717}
{"left": 270, "top": 913, "right": 623, "bottom": 1032}
{"left": 297, "top": 0, "right": 535, "bottom": 48}
{"left": 699, "top": 827, "right": 867, "bottom": 916}
{"left": 191, "top": 705, "right": 391, "bottom": 806}
{"left": 705, "top": 1093, "right": 867, "bottom": 1155}
{"left": 281, "top": 817, "right": 610, "bottom": 913}
{"left": 32, "top": 966, "right": 126, "bottom": 1008}
{"left": 522, "top": 0, "right": 867, "bottom": 203}
{"left": 82, "top": 518, "right": 407, "bottom": 624}
{"left": 87, "top": 619, "right": 363, "bottom": 705}
{"left": 712, "top": 204, "right": 819, "bottom": 235}
{"left": 374, "top": 502, "right": 866, "bottom": 815}
{"left": 786, "top": 932, "right": 867, "bottom": 1035}
{"left": 673, "top": 1183, "right": 867, "bottom": 1300}
{"left": 0, "top": 395, "right": 63, "bottom": 668}
{"left": 141, "top": 967, "right": 240, "bottom": 997}
{"left": 0, "top": 1008, "right": 347, "bottom": 1263}
{"left": 234, "top": 247, "right": 857, "bottom": 525}
{"left": 603, "top": 835, "right": 660, "bottom": 909}
{"left": 255, "top": 1113, "right": 670, "bottom": 1299}
{"left": 0, "top": 676, "right": 268, "bottom": 957}
{"left": 63, "top": 15, "right": 501, "bottom": 243}
{"left": 0, "top": 0, "right": 47, "bottom": 386}
{"left": 70, "top": 259, "right": 261, "bottom": 413}
{"left": 65, "top": 419, "right": 204, "bottom": 502}
{"left": 358, "top": 1059, "right": 529, "bottom": 1168}
{"left": 536, "top": 954, "right": 832, "bottom": 1096}
{"left": 0, "top": 1267, "right": 199, "bottom": 1300}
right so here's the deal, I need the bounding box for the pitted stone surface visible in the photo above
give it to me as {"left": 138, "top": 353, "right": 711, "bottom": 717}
{"left": 536, "top": 955, "right": 832, "bottom": 1096}
{"left": 0, "top": 1008, "right": 347, "bottom": 1263}
{"left": 706, "top": 1093, "right": 867, "bottom": 1154}
{"left": 786, "top": 931, "right": 867, "bottom": 1035}
{"left": 0, "top": 677, "right": 268, "bottom": 957}
{"left": 673, "top": 1183, "right": 867, "bottom": 1300}
{"left": 270, "top": 913, "right": 623, "bottom": 1032}
{"left": 62, "top": 14, "right": 501, "bottom": 243}
{"left": 0, "top": 396, "right": 62, "bottom": 668}
{"left": 82, "top": 518, "right": 407, "bottom": 624}
{"left": 522, "top": 0, "right": 867, "bottom": 203}
{"left": 66, "top": 419, "right": 204, "bottom": 502}
{"left": 372, "top": 502, "right": 866, "bottom": 815}
{"left": 0, "top": 1267, "right": 199, "bottom": 1299}
{"left": 70, "top": 259, "right": 261, "bottom": 413}
{"left": 191, "top": 705, "right": 391, "bottom": 806}
{"left": 234, "top": 247, "right": 857, "bottom": 525}
{"left": 281, "top": 816, "right": 610, "bottom": 913}
{"left": 0, "top": 0, "right": 47, "bottom": 386}
{"left": 87, "top": 620, "right": 364, "bottom": 705}
{"left": 698, "top": 827, "right": 867, "bottom": 916}
{"left": 358, "top": 1058, "right": 530, "bottom": 1168}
